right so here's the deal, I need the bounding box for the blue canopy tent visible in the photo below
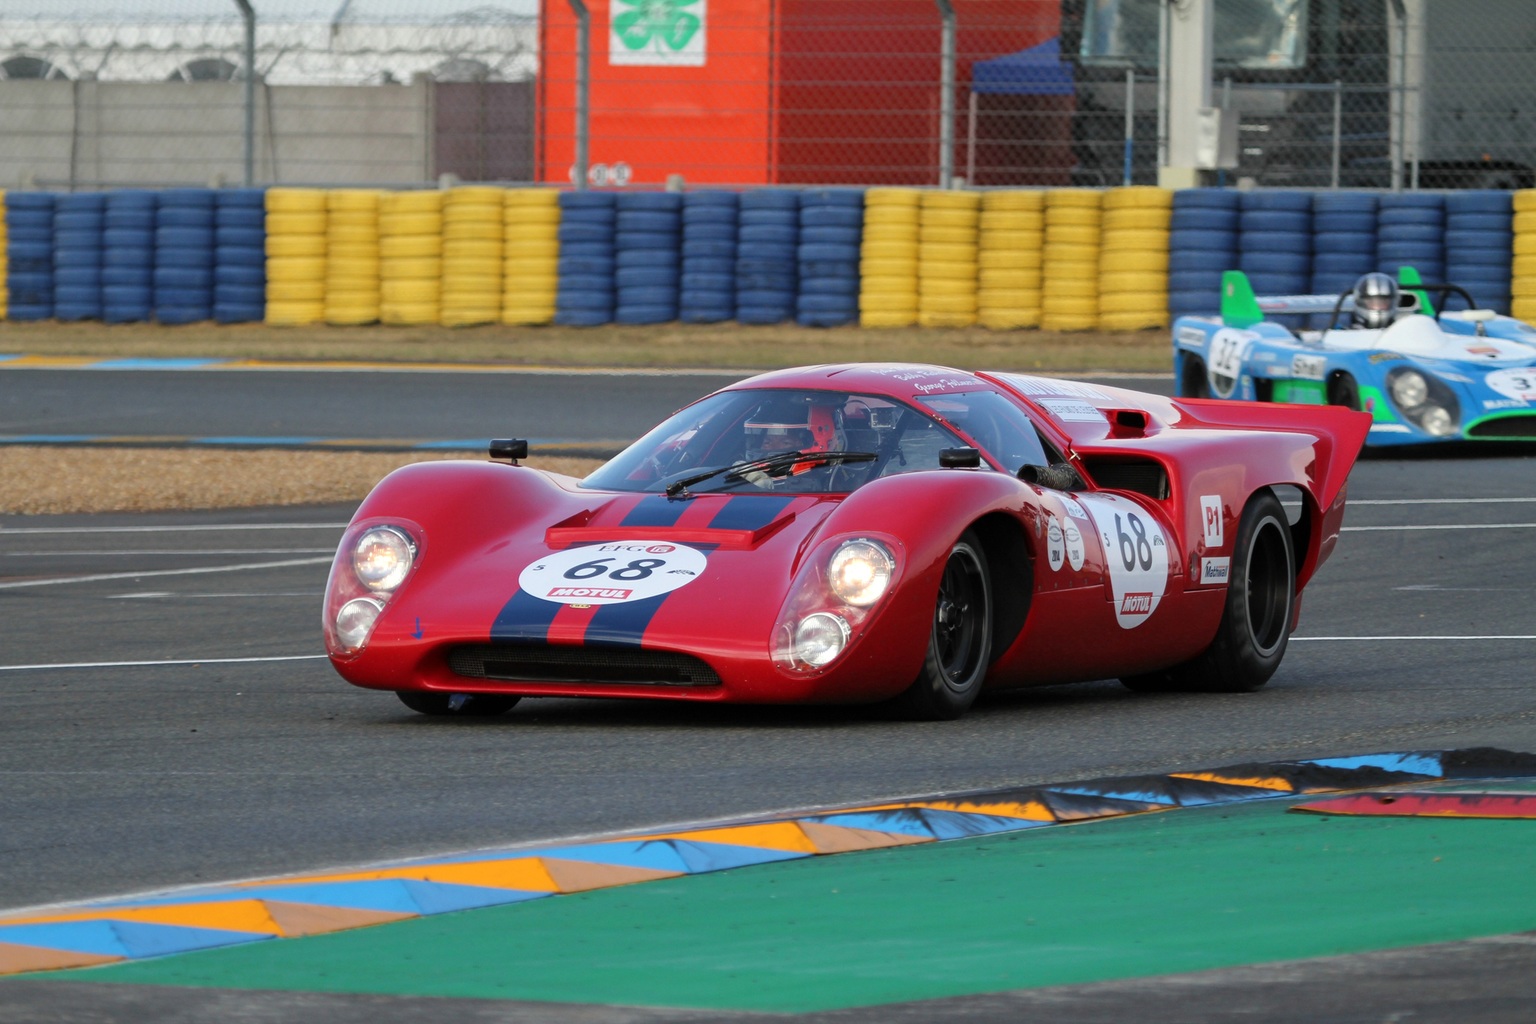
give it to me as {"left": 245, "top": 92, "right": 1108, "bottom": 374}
{"left": 965, "top": 37, "right": 1078, "bottom": 186}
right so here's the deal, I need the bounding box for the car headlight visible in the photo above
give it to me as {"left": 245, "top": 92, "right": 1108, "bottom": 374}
{"left": 793, "top": 612, "right": 850, "bottom": 667}
{"left": 1389, "top": 370, "right": 1428, "bottom": 409}
{"left": 353, "top": 526, "right": 415, "bottom": 592}
{"left": 334, "top": 596, "right": 385, "bottom": 650}
{"left": 1420, "top": 405, "right": 1457, "bottom": 436}
{"left": 828, "top": 539, "right": 895, "bottom": 607}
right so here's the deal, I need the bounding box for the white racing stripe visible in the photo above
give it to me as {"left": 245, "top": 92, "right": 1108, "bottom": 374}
{"left": 0, "top": 654, "right": 328, "bottom": 672}
{"left": 0, "top": 556, "right": 332, "bottom": 589}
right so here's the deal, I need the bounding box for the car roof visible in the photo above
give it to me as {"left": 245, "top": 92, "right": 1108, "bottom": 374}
{"left": 723, "top": 363, "right": 992, "bottom": 401}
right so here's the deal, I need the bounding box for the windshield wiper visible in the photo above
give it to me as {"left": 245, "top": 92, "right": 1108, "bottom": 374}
{"left": 664, "top": 449, "right": 877, "bottom": 498}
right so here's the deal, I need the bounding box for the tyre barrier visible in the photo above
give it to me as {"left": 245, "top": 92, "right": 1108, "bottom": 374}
{"left": 1168, "top": 188, "right": 1238, "bottom": 317}
{"left": 503, "top": 188, "right": 560, "bottom": 325}
{"left": 736, "top": 189, "right": 798, "bottom": 325}
{"left": 53, "top": 193, "right": 105, "bottom": 322}
{"left": 796, "top": 189, "right": 861, "bottom": 327}
{"left": 859, "top": 187, "right": 920, "bottom": 328}
{"left": 2, "top": 186, "right": 1533, "bottom": 332}
{"left": 976, "top": 189, "right": 1042, "bottom": 329}
{"left": 1377, "top": 192, "right": 1445, "bottom": 285}
{"left": 1098, "top": 186, "right": 1171, "bottom": 331}
{"left": 324, "top": 189, "right": 381, "bottom": 326}
{"left": 615, "top": 191, "right": 681, "bottom": 325}
{"left": 1444, "top": 190, "right": 1512, "bottom": 313}
{"left": 441, "top": 186, "right": 503, "bottom": 327}
{"left": 555, "top": 191, "right": 616, "bottom": 326}
{"left": 380, "top": 190, "right": 442, "bottom": 326}
{"left": 1240, "top": 190, "right": 1310, "bottom": 327}
{"left": 1040, "top": 189, "right": 1100, "bottom": 331}
{"left": 6, "top": 192, "right": 55, "bottom": 320}
{"left": 679, "top": 190, "right": 738, "bottom": 324}
{"left": 155, "top": 188, "right": 215, "bottom": 325}
{"left": 214, "top": 188, "right": 265, "bottom": 324}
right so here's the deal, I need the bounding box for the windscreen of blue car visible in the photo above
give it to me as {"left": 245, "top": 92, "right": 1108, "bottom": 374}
{"left": 581, "top": 388, "right": 986, "bottom": 495}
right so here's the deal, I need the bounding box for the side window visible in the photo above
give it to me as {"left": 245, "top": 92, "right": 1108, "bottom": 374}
{"left": 917, "top": 391, "right": 1052, "bottom": 473}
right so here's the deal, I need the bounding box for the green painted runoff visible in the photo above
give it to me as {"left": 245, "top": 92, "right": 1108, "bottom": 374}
{"left": 16, "top": 798, "right": 1536, "bottom": 1013}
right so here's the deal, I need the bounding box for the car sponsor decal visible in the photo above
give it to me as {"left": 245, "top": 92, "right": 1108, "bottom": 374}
{"left": 1176, "top": 326, "right": 1207, "bottom": 351}
{"left": 1207, "top": 328, "right": 1253, "bottom": 398}
{"left": 1368, "top": 352, "right": 1405, "bottom": 364}
{"left": 1368, "top": 423, "right": 1412, "bottom": 433}
{"left": 1485, "top": 368, "right": 1536, "bottom": 404}
{"left": 1200, "top": 495, "right": 1224, "bottom": 548}
{"left": 995, "top": 374, "right": 1112, "bottom": 401}
{"left": 1037, "top": 398, "right": 1106, "bottom": 423}
{"left": 1200, "top": 557, "right": 1230, "bottom": 585}
{"left": 1064, "top": 519, "right": 1085, "bottom": 570}
{"left": 520, "top": 542, "right": 708, "bottom": 607}
{"left": 1060, "top": 495, "right": 1089, "bottom": 520}
{"left": 1046, "top": 515, "right": 1065, "bottom": 571}
{"left": 1078, "top": 493, "right": 1170, "bottom": 629}
{"left": 1290, "top": 354, "right": 1326, "bottom": 381}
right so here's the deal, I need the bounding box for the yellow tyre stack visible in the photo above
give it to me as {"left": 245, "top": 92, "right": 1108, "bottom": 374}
{"left": 324, "top": 189, "right": 382, "bottom": 325}
{"left": 502, "top": 189, "right": 560, "bottom": 325}
{"left": 1097, "top": 186, "right": 1171, "bottom": 331}
{"left": 858, "top": 187, "right": 921, "bottom": 328}
{"left": 263, "top": 187, "right": 327, "bottom": 325}
{"left": 379, "top": 190, "right": 443, "bottom": 326}
{"left": 918, "top": 190, "right": 981, "bottom": 328}
{"left": 1040, "top": 189, "right": 1102, "bottom": 332}
{"left": 440, "top": 186, "right": 504, "bottom": 327}
{"left": 977, "top": 189, "right": 1044, "bottom": 329}
{"left": 1513, "top": 190, "right": 1536, "bottom": 324}
{"left": 0, "top": 190, "right": 7, "bottom": 319}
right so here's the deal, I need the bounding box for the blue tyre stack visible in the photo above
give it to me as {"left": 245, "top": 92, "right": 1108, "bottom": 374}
{"left": 554, "top": 191, "right": 617, "bottom": 326}
{"left": 155, "top": 188, "right": 216, "bottom": 324}
{"left": 735, "top": 189, "right": 799, "bottom": 325}
{"left": 795, "top": 189, "right": 863, "bottom": 327}
{"left": 614, "top": 192, "right": 682, "bottom": 325}
{"left": 1167, "top": 189, "right": 1239, "bottom": 318}
{"left": 1376, "top": 192, "right": 1444, "bottom": 286}
{"left": 52, "top": 193, "right": 105, "bottom": 322}
{"left": 6, "top": 193, "right": 56, "bottom": 321}
{"left": 1443, "top": 191, "right": 1513, "bottom": 313}
{"left": 103, "top": 191, "right": 156, "bottom": 323}
{"left": 1238, "top": 191, "right": 1311, "bottom": 324}
{"left": 1310, "top": 192, "right": 1378, "bottom": 311}
{"left": 214, "top": 188, "right": 267, "bottom": 323}
{"left": 678, "top": 191, "right": 738, "bottom": 323}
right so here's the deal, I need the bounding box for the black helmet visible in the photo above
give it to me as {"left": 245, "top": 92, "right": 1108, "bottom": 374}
{"left": 1352, "top": 272, "right": 1399, "bottom": 329}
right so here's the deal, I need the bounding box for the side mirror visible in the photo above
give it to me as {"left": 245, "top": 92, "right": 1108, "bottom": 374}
{"left": 1019, "top": 462, "right": 1084, "bottom": 491}
{"left": 939, "top": 446, "right": 982, "bottom": 469}
{"left": 489, "top": 438, "right": 528, "bottom": 463}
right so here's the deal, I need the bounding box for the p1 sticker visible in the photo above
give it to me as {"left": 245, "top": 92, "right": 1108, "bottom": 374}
{"left": 1078, "top": 494, "right": 1170, "bottom": 629}
{"left": 521, "top": 542, "right": 707, "bottom": 605}
{"left": 1200, "top": 495, "right": 1224, "bottom": 548}
{"left": 1485, "top": 368, "right": 1536, "bottom": 404}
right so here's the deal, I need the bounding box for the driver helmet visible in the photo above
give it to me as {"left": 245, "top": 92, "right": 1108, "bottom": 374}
{"left": 744, "top": 399, "right": 839, "bottom": 470}
{"left": 1352, "top": 272, "right": 1399, "bottom": 330}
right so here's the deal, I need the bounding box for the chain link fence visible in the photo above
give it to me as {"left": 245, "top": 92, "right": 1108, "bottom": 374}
{"left": 1, "top": 1, "right": 1533, "bottom": 190}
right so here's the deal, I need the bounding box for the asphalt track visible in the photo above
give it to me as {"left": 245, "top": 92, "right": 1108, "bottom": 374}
{"left": 3, "top": 361, "right": 1536, "bottom": 1020}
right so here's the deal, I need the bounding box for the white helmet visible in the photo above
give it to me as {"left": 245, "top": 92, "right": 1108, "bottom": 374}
{"left": 1352, "top": 272, "right": 1399, "bottom": 330}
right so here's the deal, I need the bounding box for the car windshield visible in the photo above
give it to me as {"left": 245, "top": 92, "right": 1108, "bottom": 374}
{"left": 581, "top": 388, "right": 980, "bottom": 495}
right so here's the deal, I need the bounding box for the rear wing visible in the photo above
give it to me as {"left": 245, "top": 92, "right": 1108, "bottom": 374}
{"left": 1219, "top": 267, "right": 1433, "bottom": 329}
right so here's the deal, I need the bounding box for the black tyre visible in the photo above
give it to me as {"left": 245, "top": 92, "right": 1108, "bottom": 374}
{"left": 396, "top": 691, "right": 520, "bottom": 716}
{"left": 1178, "top": 354, "right": 1212, "bottom": 398}
{"left": 891, "top": 533, "right": 992, "bottom": 720}
{"left": 1121, "top": 490, "right": 1294, "bottom": 693}
{"left": 1327, "top": 372, "right": 1360, "bottom": 410}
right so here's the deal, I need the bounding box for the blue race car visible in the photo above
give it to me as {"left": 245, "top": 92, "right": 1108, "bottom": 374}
{"left": 1173, "top": 268, "right": 1536, "bottom": 447}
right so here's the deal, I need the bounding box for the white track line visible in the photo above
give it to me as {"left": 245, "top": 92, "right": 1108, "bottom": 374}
{"left": 1342, "top": 523, "right": 1536, "bottom": 532}
{"left": 0, "top": 654, "right": 327, "bottom": 672}
{"left": 1294, "top": 635, "right": 1536, "bottom": 641}
{"left": 0, "top": 556, "right": 331, "bottom": 589}
{"left": 0, "top": 523, "right": 347, "bottom": 535}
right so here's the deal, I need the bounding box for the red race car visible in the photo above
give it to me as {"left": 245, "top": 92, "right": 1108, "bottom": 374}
{"left": 323, "top": 364, "right": 1370, "bottom": 720}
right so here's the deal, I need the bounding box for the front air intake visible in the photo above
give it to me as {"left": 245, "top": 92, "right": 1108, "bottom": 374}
{"left": 447, "top": 645, "right": 722, "bottom": 687}
{"left": 1467, "top": 417, "right": 1536, "bottom": 440}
